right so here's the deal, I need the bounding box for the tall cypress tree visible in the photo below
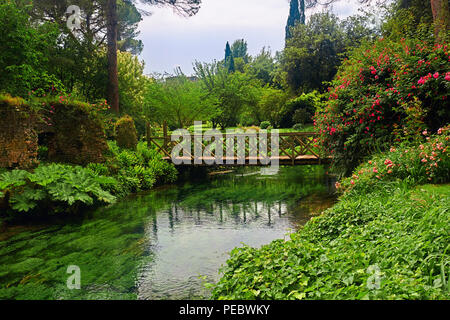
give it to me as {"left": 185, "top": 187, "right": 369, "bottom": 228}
{"left": 299, "top": 0, "right": 305, "bottom": 25}
{"left": 285, "top": 0, "right": 302, "bottom": 41}
{"left": 224, "top": 41, "right": 235, "bottom": 73}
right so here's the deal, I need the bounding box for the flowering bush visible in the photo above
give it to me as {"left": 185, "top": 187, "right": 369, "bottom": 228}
{"left": 315, "top": 38, "right": 450, "bottom": 172}
{"left": 336, "top": 126, "right": 449, "bottom": 194}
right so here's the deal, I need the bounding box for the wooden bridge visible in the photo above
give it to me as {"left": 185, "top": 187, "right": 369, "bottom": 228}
{"left": 147, "top": 131, "right": 331, "bottom": 166}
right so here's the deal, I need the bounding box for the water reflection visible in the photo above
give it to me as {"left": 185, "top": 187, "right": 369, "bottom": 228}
{"left": 136, "top": 167, "right": 336, "bottom": 300}
{"left": 0, "top": 166, "right": 335, "bottom": 300}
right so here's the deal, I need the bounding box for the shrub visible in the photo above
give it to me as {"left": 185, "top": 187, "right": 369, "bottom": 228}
{"left": 292, "top": 123, "right": 303, "bottom": 131}
{"left": 336, "top": 126, "right": 450, "bottom": 194}
{"left": 115, "top": 115, "right": 138, "bottom": 150}
{"left": 260, "top": 121, "right": 271, "bottom": 130}
{"left": 280, "top": 92, "right": 321, "bottom": 128}
{"left": 314, "top": 38, "right": 450, "bottom": 173}
{"left": 107, "top": 141, "right": 178, "bottom": 195}
{"left": 258, "top": 88, "right": 289, "bottom": 127}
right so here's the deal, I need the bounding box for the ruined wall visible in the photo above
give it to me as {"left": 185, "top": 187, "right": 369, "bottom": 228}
{"left": 46, "top": 103, "right": 108, "bottom": 165}
{"left": 0, "top": 101, "right": 38, "bottom": 169}
{"left": 0, "top": 98, "right": 108, "bottom": 169}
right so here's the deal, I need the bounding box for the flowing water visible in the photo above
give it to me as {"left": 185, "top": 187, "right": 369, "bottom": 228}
{"left": 0, "top": 166, "right": 336, "bottom": 300}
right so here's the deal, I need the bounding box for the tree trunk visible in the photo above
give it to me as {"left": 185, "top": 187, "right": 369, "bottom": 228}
{"left": 106, "top": 0, "right": 119, "bottom": 113}
{"left": 430, "top": 0, "right": 450, "bottom": 39}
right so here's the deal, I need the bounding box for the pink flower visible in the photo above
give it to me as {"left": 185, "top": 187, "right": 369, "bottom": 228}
{"left": 351, "top": 180, "right": 355, "bottom": 185}
{"left": 387, "top": 170, "right": 393, "bottom": 174}
{"left": 373, "top": 167, "right": 378, "bottom": 173}
{"left": 421, "top": 158, "right": 427, "bottom": 163}
{"left": 433, "top": 72, "right": 439, "bottom": 79}
{"left": 390, "top": 147, "right": 396, "bottom": 153}
{"left": 335, "top": 182, "right": 341, "bottom": 189}
{"left": 445, "top": 73, "right": 450, "bottom": 81}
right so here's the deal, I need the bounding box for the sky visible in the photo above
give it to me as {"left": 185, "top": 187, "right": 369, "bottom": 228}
{"left": 136, "top": 0, "right": 366, "bottom": 76}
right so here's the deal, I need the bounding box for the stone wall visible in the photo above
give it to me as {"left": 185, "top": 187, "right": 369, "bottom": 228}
{"left": 0, "top": 99, "right": 108, "bottom": 169}
{"left": 46, "top": 103, "right": 108, "bottom": 165}
{"left": 0, "top": 102, "right": 38, "bottom": 169}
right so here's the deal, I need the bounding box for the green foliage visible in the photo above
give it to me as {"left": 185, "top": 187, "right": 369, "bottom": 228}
{"left": 257, "top": 87, "right": 289, "bottom": 127}
{"left": 107, "top": 141, "right": 178, "bottom": 195}
{"left": 231, "top": 39, "right": 249, "bottom": 63}
{"left": 115, "top": 115, "right": 138, "bottom": 150}
{"left": 285, "top": 0, "right": 304, "bottom": 40}
{"left": 117, "top": 51, "right": 148, "bottom": 116}
{"left": 337, "top": 127, "right": 450, "bottom": 194}
{"left": 292, "top": 123, "right": 303, "bottom": 131}
{"left": 0, "top": 138, "right": 178, "bottom": 215}
{"left": 0, "top": 1, "right": 62, "bottom": 97}
{"left": 25, "top": 0, "right": 146, "bottom": 102}
{"left": 143, "top": 73, "right": 218, "bottom": 129}
{"left": 279, "top": 91, "right": 322, "bottom": 128}
{"left": 281, "top": 11, "right": 379, "bottom": 92}
{"left": 224, "top": 41, "right": 235, "bottom": 73}
{"left": 194, "top": 61, "right": 261, "bottom": 129}
{"left": 245, "top": 47, "right": 277, "bottom": 86}
{"left": 212, "top": 169, "right": 450, "bottom": 300}
{"left": 0, "top": 164, "right": 117, "bottom": 214}
{"left": 315, "top": 37, "right": 450, "bottom": 173}
{"left": 260, "top": 121, "right": 271, "bottom": 130}
{"left": 382, "top": 0, "right": 435, "bottom": 42}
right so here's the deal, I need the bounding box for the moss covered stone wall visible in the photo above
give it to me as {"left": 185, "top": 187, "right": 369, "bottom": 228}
{"left": 0, "top": 99, "right": 38, "bottom": 169}
{"left": 0, "top": 97, "right": 107, "bottom": 168}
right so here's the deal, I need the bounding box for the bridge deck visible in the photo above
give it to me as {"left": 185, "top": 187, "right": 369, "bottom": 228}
{"left": 163, "top": 155, "right": 331, "bottom": 166}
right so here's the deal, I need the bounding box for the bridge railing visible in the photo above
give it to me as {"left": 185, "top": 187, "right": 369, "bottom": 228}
{"left": 147, "top": 131, "right": 324, "bottom": 165}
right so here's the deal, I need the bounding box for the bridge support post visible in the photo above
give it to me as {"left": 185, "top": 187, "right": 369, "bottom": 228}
{"left": 291, "top": 139, "right": 295, "bottom": 166}
{"left": 163, "top": 121, "right": 168, "bottom": 153}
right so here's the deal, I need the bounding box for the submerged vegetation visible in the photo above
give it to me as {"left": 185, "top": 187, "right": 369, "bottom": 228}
{"left": 0, "top": 166, "right": 332, "bottom": 300}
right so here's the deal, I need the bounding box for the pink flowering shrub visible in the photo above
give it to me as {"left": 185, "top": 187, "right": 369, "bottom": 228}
{"left": 336, "top": 126, "right": 449, "bottom": 194}
{"left": 314, "top": 38, "right": 450, "bottom": 173}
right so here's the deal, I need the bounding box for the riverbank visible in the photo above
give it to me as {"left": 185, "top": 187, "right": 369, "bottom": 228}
{"left": 211, "top": 130, "right": 450, "bottom": 300}
{"left": 211, "top": 181, "right": 449, "bottom": 299}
